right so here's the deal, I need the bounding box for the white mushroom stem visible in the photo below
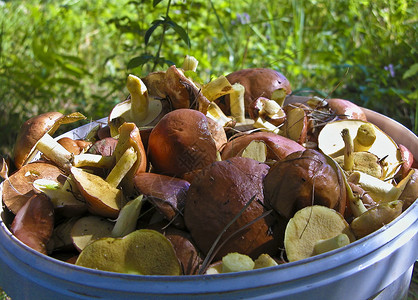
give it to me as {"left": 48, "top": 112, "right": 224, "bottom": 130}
{"left": 106, "top": 147, "right": 137, "bottom": 188}
{"left": 36, "top": 133, "right": 73, "bottom": 170}
{"left": 229, "top": 83, "right": 246, "bottom": 123}
{"left": 126, "top": 74, "right": 149, "bottom": 122}
{"left": 313, "top": 233, "right": 350, "bottom": 255}
{"left": 36, "top": 133, "right": 115, "bottom": 170}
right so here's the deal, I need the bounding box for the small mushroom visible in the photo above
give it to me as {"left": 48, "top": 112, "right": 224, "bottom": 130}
{"left": 108, "top": 75, "right": 169, "bottom": 134}
{"left": 13, "top": 112, "right": 87, "bottom": 170}
{"left": 2, "top": 162, "right": 66, "bottom": 214}
{"left": 57, "top": 137, "right": 91, "bottom": 155}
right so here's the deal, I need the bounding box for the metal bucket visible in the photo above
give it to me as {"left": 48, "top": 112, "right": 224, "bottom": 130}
{"left": 0, "top": 103, "right": 417, "bottom": 299}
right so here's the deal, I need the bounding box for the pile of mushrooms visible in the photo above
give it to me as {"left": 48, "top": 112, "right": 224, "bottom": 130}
{"left": 1, "top": 56, "right": 417, "bottom": 275}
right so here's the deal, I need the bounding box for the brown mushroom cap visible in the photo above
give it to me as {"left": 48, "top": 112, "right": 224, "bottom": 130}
{"left": 14, "top": 112, "right": 64, "bottom": 169}
{"left": 11, "top": 193, "right": 55, "bottom": 255}
{"left": 327, "top": 98, "right": 367, "bottom": 121}
{"left": 147, "top": 109, "right": 218, "bottom": 177}
{"left": 184, "top": 157, "right": 279, "bottom": 261}
{"left": 221, "top": 131, "right": 305, "bottom": 162}
{"left": 57, "top": 137, "right": 91, "bottom": 155}
{"left": 2, "top": 162, "right": 66, "bottom": 214}
{"left": 264, "top": 149, "right": 347, "bottom": 220}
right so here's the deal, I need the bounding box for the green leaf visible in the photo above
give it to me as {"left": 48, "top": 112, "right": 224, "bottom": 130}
{"left": 165, "top": 18, "right": 190, "bottom": 47}
{"left": 153, "top": 0, "right": 165, "bottom": 7}
{"left": 144, "top": 19, "right": 164, "bottom": 45}
{"left": 127, "top": 54, "right": 154, "bottom": 69}
{"left": 403, "top": 63, "right": 418, "bottom": 80}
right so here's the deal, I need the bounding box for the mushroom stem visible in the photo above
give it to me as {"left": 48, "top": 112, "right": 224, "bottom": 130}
{"left": 106, "top": 147, "right": 137, "bottom": 188}
{"left": 254, "top": 117, "right": 280, "bottom": 134}
{"left": 230, "top": 83, "right": 246, "bottom": 123}
{"left": 181, "top": 55, "right": 199, "bottom": 72}
{"left": 36, "top": 133, "right": 73, "bottom": 170}
{"left": 72, "top": 153, "right": 115, "bottom": 169}
{"left": 126, "top": 74, "right": 149, "bottom": 122}
{"left": 341, "top": 128, "right": 354, "bottom": 171}
{"left": 313, "top": 233, "right": 350, "bottom": 255}
{"left": 353, "top": 123, "right": 376, "bottom": 152}
{"left": 37, "top": 133, "right": 116, "bottom": 171}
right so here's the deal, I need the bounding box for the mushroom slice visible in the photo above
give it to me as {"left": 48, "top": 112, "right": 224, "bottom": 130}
{"left": 284, "top": 205, "right": 355, "bottom": 262}
{"left": 71, "top": 215, "right": 114, "bottom": 252}
{"left": 111, "top": 195, "right": 144, "bottom": 238}
{"left": 11, "top": 193, "right": 55, "bottom": 255}
{"left": 318, "top": 119, "right": 402, "bottom": 180}
{"left": 2, "top": 162, "right": 65, "bottom": 214}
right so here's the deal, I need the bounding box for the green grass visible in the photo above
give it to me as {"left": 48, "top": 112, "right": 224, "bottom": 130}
{"left": 0, "top": 0, "right": 416, "bottom": 158}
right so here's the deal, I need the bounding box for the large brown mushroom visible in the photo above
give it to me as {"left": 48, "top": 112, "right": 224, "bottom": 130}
{"left": 184, "top": 157, "right": 280, "bottom": 261}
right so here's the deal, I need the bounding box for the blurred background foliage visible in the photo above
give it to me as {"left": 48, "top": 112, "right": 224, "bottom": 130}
{"left": 0, "top": 0, "right": 417, "bottom": 156}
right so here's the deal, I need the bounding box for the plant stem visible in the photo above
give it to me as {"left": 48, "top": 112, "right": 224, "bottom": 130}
{"left": 152, "top": 0, "right": 172, "bottom": 71}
